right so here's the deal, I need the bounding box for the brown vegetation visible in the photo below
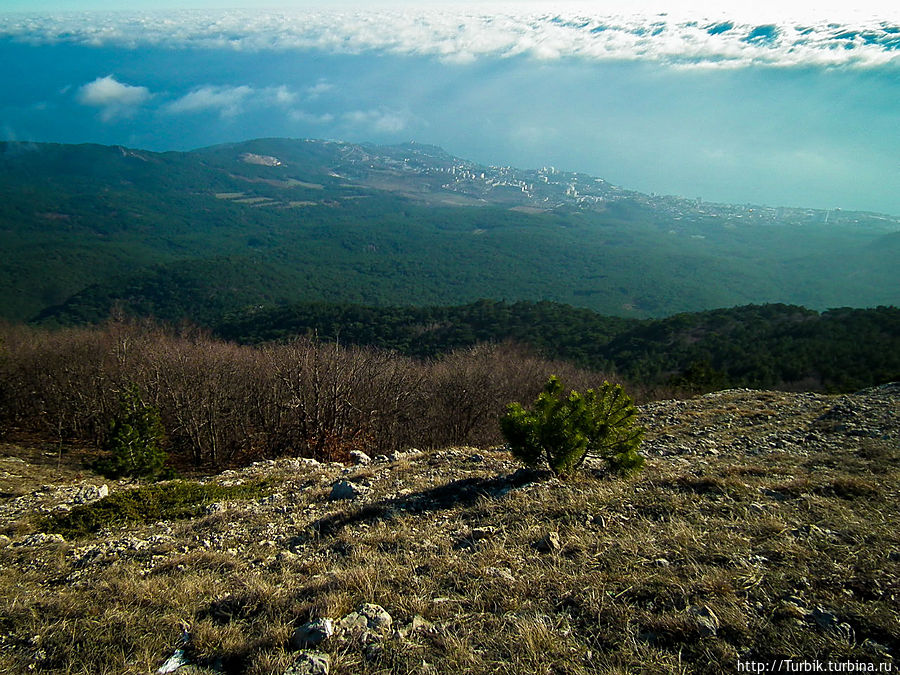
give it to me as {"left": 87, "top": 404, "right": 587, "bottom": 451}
{"left": 0, "top": 320, "right": 640, "bottom": 472}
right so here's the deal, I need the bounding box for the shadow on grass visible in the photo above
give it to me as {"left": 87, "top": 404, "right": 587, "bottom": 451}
{"left": 300, "top": 467, "right": 551, "bottom": 541}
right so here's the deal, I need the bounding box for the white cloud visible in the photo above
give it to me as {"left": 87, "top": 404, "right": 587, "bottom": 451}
{"left": 165, "top": 84, "right": 298, "bottom": 117}
{"left": 4, "top": 8, "right": 900, "bottom": 69}
{"left": 76, "top": 75, "right": 150, "bottom": 121}
{"left": 342, "top": 108, "right": 409, "bottom": 133}
{"left": 289, "top": 110, "right": 335, "bottom": 124}
{"left": 305, "top": 80, "right": 334, "bottom": 99}
{"left": 270, "top": 85, "right": 297, "bottom": 105}
{"left": 78, "top": 75, "right": 149, "bottom": 106}
{"left": 165, "top": 85, "right": 251, "bottom": 117}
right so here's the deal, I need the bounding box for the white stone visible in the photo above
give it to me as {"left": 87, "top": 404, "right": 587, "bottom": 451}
{"left": 157, "top": 648, "right": 189, "bottom": 674}
{"left": 292, "top": 619, "right": 334, "bottom": 649}
{"left": 329, "top": 480, "right": 370, "bottom": 501}
{"left": 349, "top": 450, "right": 371, "bottom": 465}
{"left": 72, "top": 484, "right": 108, "bottom": 504}
{"left": 336, "top": 603, "right": 392, "bottom": 638}
{"left": 284, "top": 650, "right": 330, "bottom": 675}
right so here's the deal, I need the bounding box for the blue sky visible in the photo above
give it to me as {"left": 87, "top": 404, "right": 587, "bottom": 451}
{"left": 1, "top": 2, "right": 899, "bottom": 214}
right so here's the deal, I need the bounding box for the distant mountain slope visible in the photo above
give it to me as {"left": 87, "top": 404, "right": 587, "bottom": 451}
{"left": 3, "top": 138, "right": 899, "bottom": 324}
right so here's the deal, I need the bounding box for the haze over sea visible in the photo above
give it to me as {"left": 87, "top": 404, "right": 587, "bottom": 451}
{"left": 2, "top": 0, "right": 898, "bottom": 215}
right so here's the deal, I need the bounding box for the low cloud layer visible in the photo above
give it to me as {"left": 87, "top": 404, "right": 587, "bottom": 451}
{"left": 77, "top": 75, "right": 150, "bottom": 120}
{"left": 2, "top": 8, "right": 898, "bottom": 68}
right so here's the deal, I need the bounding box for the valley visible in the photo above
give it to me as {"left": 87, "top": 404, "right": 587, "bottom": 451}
{"left": 2, "top": 138, "right": 898, "bottom": 327}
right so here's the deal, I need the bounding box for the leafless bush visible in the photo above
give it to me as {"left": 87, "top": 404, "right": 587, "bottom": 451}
{"left": 0, "top": 322, "right": 633, "bottom": 470}
{"left": 0, "top": 323, "right": 122, "bottom": 444}
{"left": 266, "top": 339, "right": 424, "bottom": 461}
{"left": 419, "top": 341, "right": 622, "bottom": 448}
{"left": 144, "top": 337, "right": 261, "bottom": 468}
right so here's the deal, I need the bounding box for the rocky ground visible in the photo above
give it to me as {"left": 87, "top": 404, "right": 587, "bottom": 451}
{"left": 0, "top": 385, "right": 897, "bottom": 674}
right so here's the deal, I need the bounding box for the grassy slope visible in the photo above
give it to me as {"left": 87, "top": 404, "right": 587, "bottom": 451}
{"left": 0, "top": 387, "right": 897, "bottom": 674}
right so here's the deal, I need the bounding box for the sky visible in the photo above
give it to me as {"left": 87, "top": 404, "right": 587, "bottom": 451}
{"left": 1, "top": 1, "right": 899, "bottom": 214}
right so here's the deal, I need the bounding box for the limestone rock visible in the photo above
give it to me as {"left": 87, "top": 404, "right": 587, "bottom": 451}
{"left": 811, "top": 607, "right": 854, "bottom": 641}
{"left": 388, "top": 448, "right": 423, "bottom": 462}
{"left": 292, "top": 619, "right": 334, "bottom": 649}
{"left": 73, "top": 484, "right": 108, "bottom": 504}
{"left": 329, "top": 480, "right": 370, "bottom": 501}
{"left": 535, "top": 532, "right": 561, "bottom": 552}
{"left": 397, "top": 615, "right": 435, "bottom": 638}
{"left": 336, "top": 603, "right": 392, "bottom": 641}
{"left": 349, "top": 450, "right": 371, "bottom": 465}
{"left": 687, "top": 605, "right": 719, "bottom": 637}
{"left": 283, "top": 650, "right": 330, "bottom": 675}
{"left": 485, "top": 566, "right": 516, "bottom": 582}
{"left": 15, "top": 532, "right": 65, "bottom": 547}
{"left": 469, "top": 526, "right": 497, "bottom": 541}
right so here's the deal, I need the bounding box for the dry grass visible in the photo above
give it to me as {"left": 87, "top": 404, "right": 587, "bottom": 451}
{"left": 0, "top": 391, "right": 898, "bottom": 674}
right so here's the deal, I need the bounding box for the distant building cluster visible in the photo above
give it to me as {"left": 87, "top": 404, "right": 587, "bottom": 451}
{"left": 331, "top": 141, "right": 898, "bottom": 230}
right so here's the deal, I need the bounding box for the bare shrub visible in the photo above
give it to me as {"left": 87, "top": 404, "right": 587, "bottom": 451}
{"left": 0, "top": 322, "right": 637, "bottom": 470}
{"left": 419, "top": 342, "right": 622, "bottom": 448}
{"left": 420, "top": 343, "right": 527, "bottom": 447}
{"left": 148, "top": 338, "right": 263, "bottom": 468}
{"left": 0, "top": 324, "right": 118, "bottom": 443}
{"left": 268, "top": 339, "right": 424, "bottom": 461}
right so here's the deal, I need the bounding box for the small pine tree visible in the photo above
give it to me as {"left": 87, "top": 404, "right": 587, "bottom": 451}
{"left": 94, "top": 386, "right": 167, "bottom": 479}
{"left": 500, "top": 376, "right": 645, "bottom": 477}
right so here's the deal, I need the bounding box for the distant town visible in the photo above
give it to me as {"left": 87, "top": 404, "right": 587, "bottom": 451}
{"left": 330, "top": 140, "right": 900, "bottom": 232}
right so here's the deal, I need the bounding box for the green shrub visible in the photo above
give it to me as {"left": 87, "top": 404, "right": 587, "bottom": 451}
{"left": 500, "top": 376, "right": 645, "bottom": 477}
{"left": 43, "top": 480, "right": 271, "bottom": 538}
{"left": 93, "top": 385, "right": 167, "bottom": 479}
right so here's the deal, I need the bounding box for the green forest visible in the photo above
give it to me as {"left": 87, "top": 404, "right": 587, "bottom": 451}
{"left": 216, "top": 300, "right": 900, "bottom": 394}
{"left": 3, "top": 139, "right": 899, "bottom": 327}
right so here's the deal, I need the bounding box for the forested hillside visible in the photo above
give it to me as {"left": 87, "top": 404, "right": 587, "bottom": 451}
{"left": 3, "top": 139, "right": 899, "bottom": 325}
{"left": 219, "top": 300, "right": 899, "bottom": 393}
